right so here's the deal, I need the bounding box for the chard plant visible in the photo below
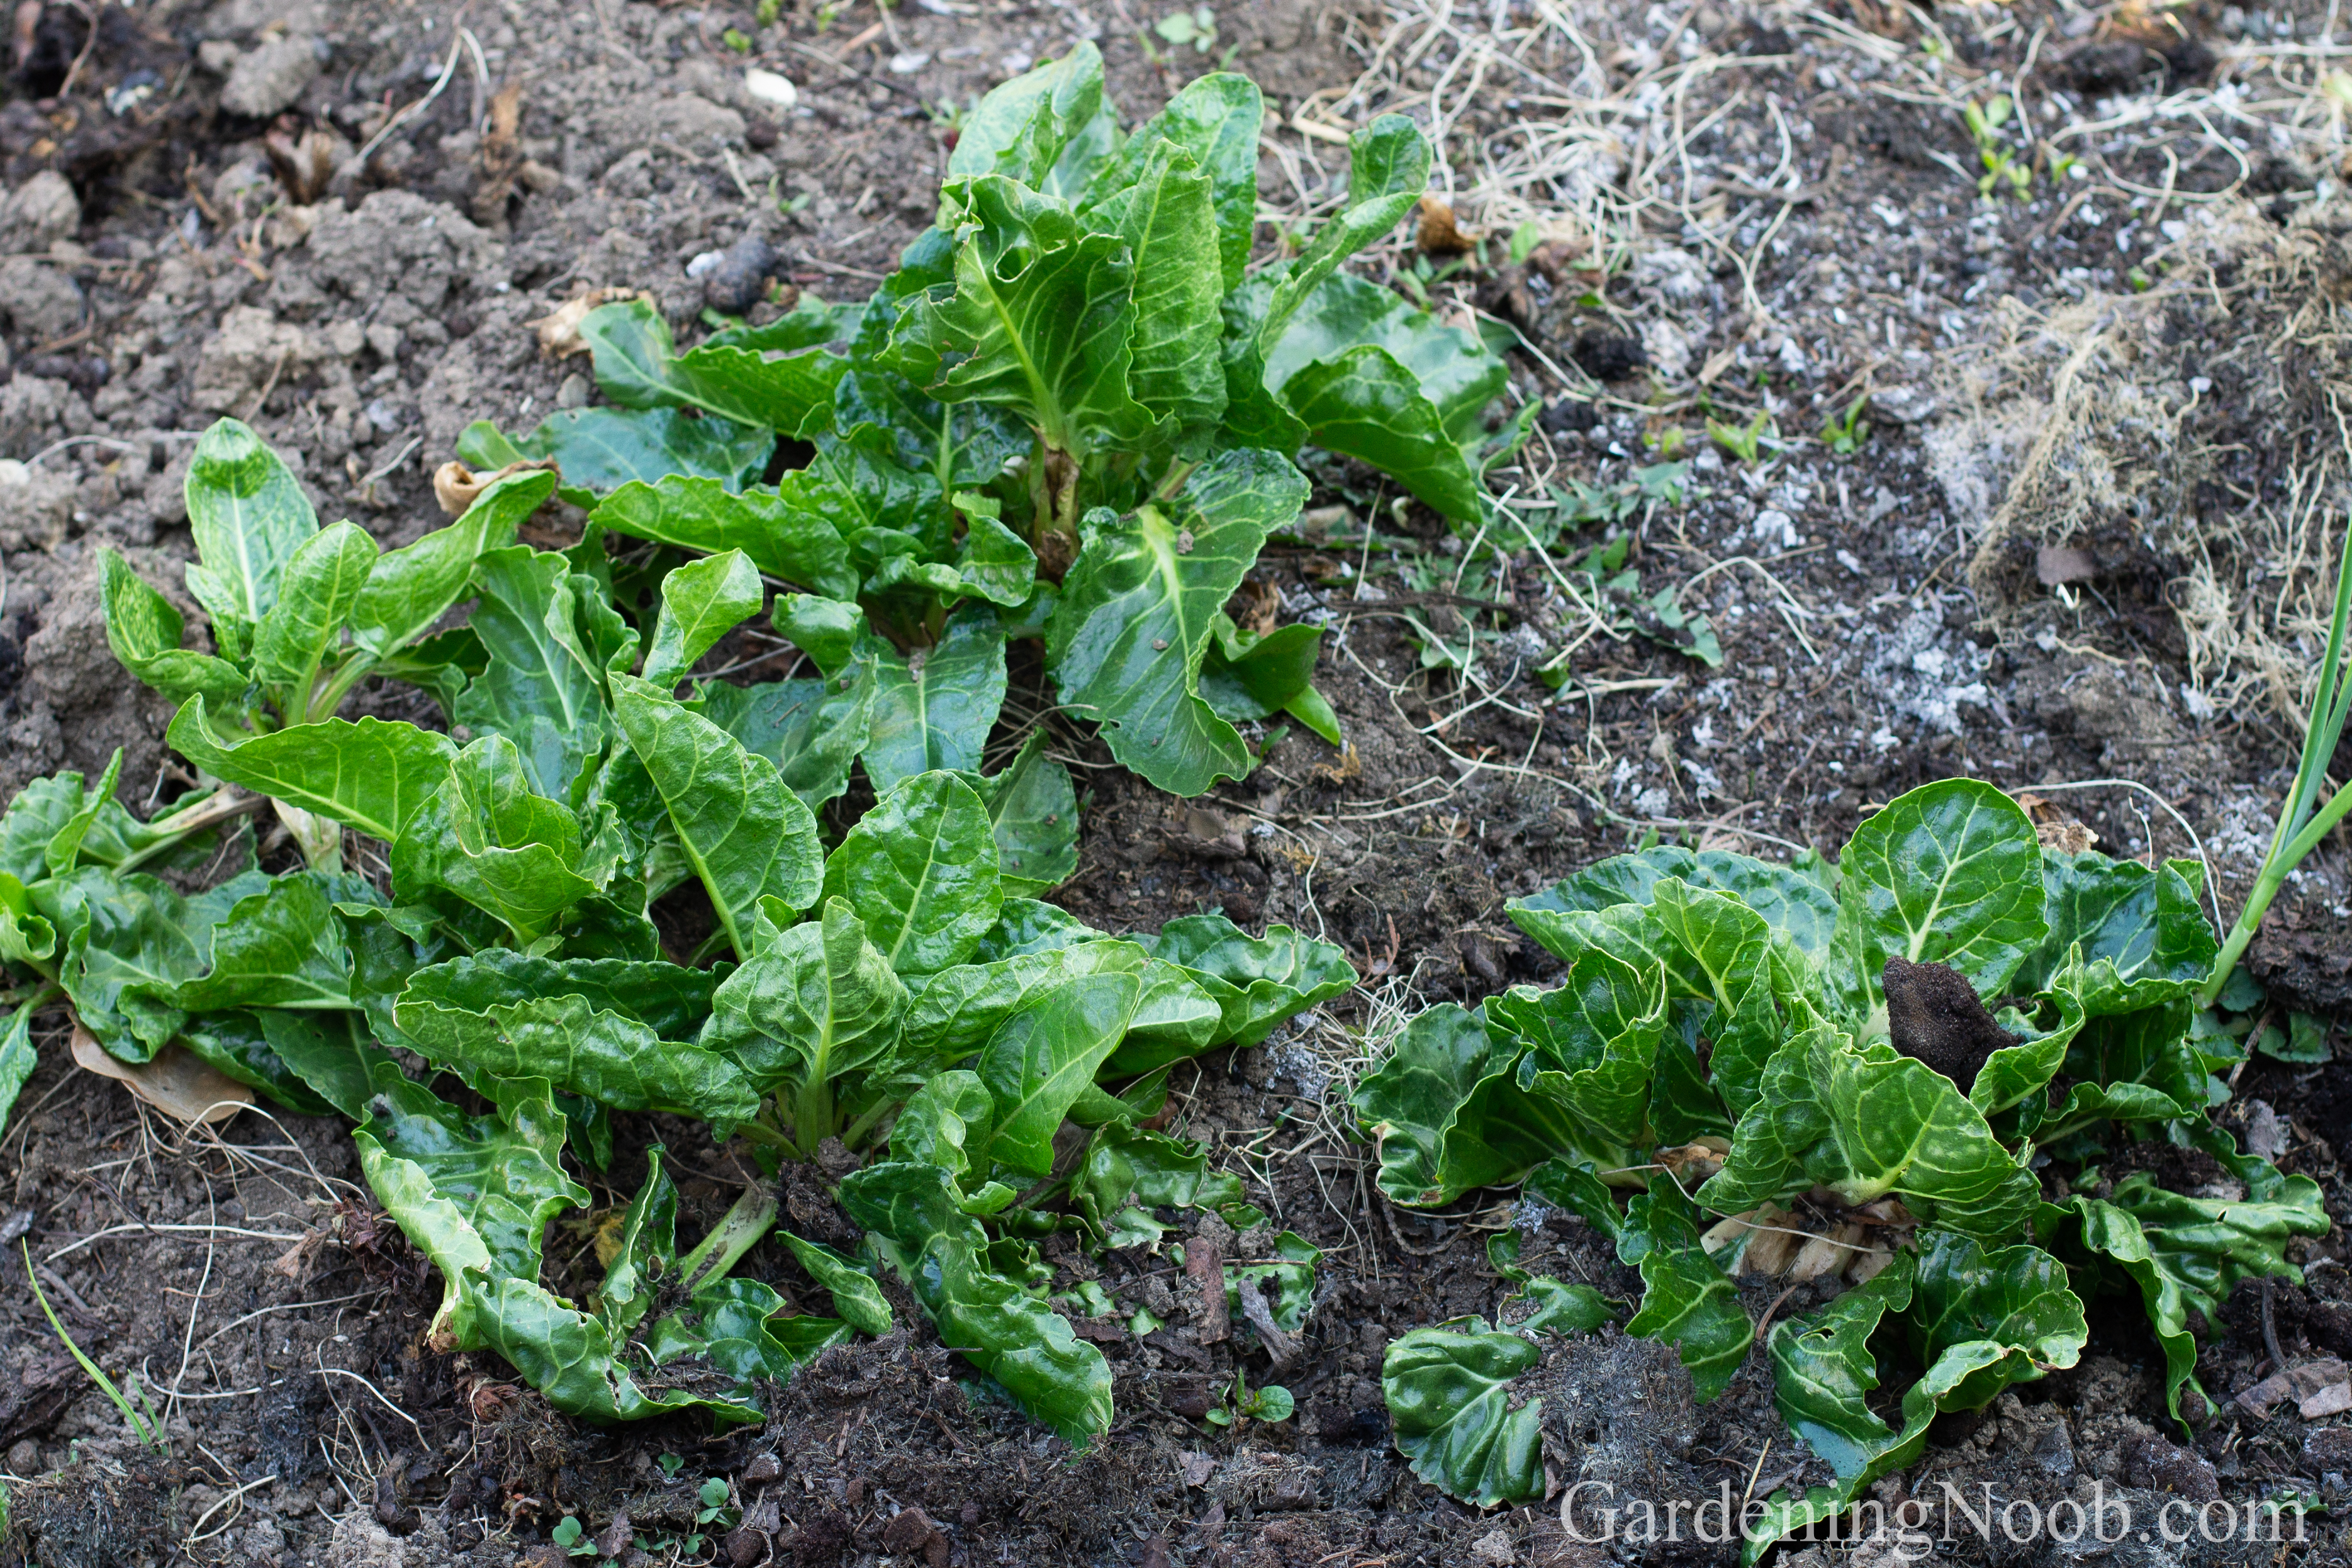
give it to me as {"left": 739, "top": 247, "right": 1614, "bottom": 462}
{"left": 459, "top": 42, "right": 1526, "bottom": 797}
{"left": 0, "top": 406, "right": 1360, "bottom": 1442}
{"left": 1357, "top": 779, "right": 2325, "bottom": 1559}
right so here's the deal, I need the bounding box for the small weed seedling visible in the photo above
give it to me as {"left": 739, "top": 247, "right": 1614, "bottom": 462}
{"left": 1206, "top": 1367, "right": 1296, "bottom": 1428}
{"left": 1153, "top": 5, "right": 1218, "bottom": 52}
{"left": 1820, "top": 395, "right": 1871, "bottom": 456}
{"left": 1966, "top": 95, "right": 2032, "bottom": 201}
{"left": 1706, "top": 409, "right": 1775, "bottom": 464}
{"left": 23, "top": 1241, "right": 164, "bottom": 1448}
{"left": 549, "top": 1516, "right": 595, "bottom": 1557}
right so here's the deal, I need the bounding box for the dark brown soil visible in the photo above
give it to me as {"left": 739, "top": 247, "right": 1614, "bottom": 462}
{"left": 8, "top": 0, "right": 2352, "bottom": 1564}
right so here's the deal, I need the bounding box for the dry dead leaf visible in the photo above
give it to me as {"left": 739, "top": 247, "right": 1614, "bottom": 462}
{"left": 1228, "top": 578, "right": 1280, "bottom": 636}
{"left": 528, "top": 286, "right": 645, "bottom": 359}
{"left": 1416, "top": 195, "right": 1476, "bottom": 255}
{"left": 2015, "top": 792, "right": 2100, "bottom": 854}
{"left": 434, "top": 456, "right": 557, "bottom": 517}
{"left": 1311, "top": 743, "right": 1362, "bottom": 783}
{"left": 72, "top": 1022, "right": 251, "bottom": 1125}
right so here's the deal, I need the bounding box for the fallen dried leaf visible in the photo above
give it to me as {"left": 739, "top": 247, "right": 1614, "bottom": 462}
{"left": 1417, "top": 195, "right": 1476, "bottom": 255}
{"left": 527, "top": 286, "right": 644, "bottom": 359}
{"left": 71, "top": 1022, "right": 251, "bottom": 1124}
{"left": 434, "top": 456, "right": 557, "bottom": 517}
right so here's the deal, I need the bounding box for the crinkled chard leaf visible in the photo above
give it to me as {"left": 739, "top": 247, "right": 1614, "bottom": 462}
{"left": 1488, "top": 1231, "right": 1618, "bottom": 1335}
{"left": 978, "top": 969, "right": 1143, "bottom": 1175}
{"left": 781, "top": 1232, "right": 895, "bottom": 1336}
{"left": 591, "top": 476, "right": 857, "bottom": 601}
{"left": 861, "top": 611, "right": 1007, "bottom": 792}
{"left": 972, "top": 898, "right": 1106, "bottom": 963}
{"left": 1750, "top": 1232, "right": 2085, "bottom": 1561}
{"left": 39, "top": 866, "right": 266, "bottom": 1060}
{"left": 391, "top": 734, "right": 597, "bottom": 943}
{"left": 609, "top": 669, "right": 824, "bottom": 959}
{"left": 250, "top": 520, "right": 378, "bottom": 696}
{"left": 1828, "top": 778, "right": 2047, "bottom": 1019}
{"left": 353, "top": 1067, "right": 588, "bottom": 1350}
{"left": 1698, "top": 1017, "right": 2038, "bottom": 1243}
{"left": 2017, "top": 850, "right": 2217, "bottom": 1015}
{"left": 700, "top": 896, "right": 907, "bottom": 1100}
{"left": 171, "top": 871, "right": 361, "bottom": 1014}
{"left": 581, "top": 298, "right": 841, "bottom": 436}
{"left": 943, "top": 42, "right": 1112, "bottom": 200}
{"left": 1262, "top": 272, "right": 1506, "bottom": 522}
{"left": 1142, "top": 910, "right": 1357, "bottom": 1048}
{"left": 181, "top": 417, "right": 318, "bottom": 643}
{"left": 2049, "top": 1146, "right": 2326, "bottom": 1425}
{"left": 451, "top": 547, "right": 620, "bottom": 800}
{"left": 457, "top": 406, "right": 774, "bottom": 508}
{"left": 1616, "top": 1174, "right": 1753, "bottom": 1401}
{"left": 898, "top": 174, "right": 1153, "bottom": 461}
{"left": 396, "top": 952, "right": 753, "bottom": 1124}
{"left": 964, "top": 731, "right": 1078, "bottom": 898}
{"left": 166, "top": 702, "right": 454, "bottom": 844}
{"left": 1048, "top": 448, "right": 1309, "bottom": 795}
{"left": 1481, "top": 948, "right": 1667, "bottom": 1149}
{"left": 350, "top": 472, "right": 554, "bottom": 662}
{"left": 1092, "top": 72, "right": 1262, "bottom": 291}
{"left": 840, "top": 1160, "right": 1113, "bottom": 1444}
{"left": 99, "top": 547, "right": 249, "bottom": 704}
{"left": 641, "top": 549, "right": 764, "bottom": 688}
{"left": 1381, "top": 1320, "right": 1544, "bottom": 1507}
{"left": 822, "top": 770, "right": 1002, "bottom": 977}
{"left": 1513, "top": 846, "right": 1839, "bottom": 960}
{"left": 689, "top": 670, "right": 873, "bottom": 815}
{"left": 900, "top": 938, "right": 1161, "bottom": 1064}
{"left": 0, "top": 998, "right": 43, "bottom": 1143}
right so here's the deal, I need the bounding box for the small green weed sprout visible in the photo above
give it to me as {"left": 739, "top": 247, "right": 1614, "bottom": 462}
{"left": 1820, "top": 395, "right": 1871, "bottom": 456}
{"left": 1965, "top": 95, "right": 2032, "bottom": 200}
{"left": 1706, "top": 409, "right": 1775, "bottom": 464}
{"left": 23, "top": 1241, "right": 164, "bottom": 1448}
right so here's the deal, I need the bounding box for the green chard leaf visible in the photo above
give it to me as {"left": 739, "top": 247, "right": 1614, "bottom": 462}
{"left": 840, "top": 1160, "right": 1113, "bottom": 1443}
{"left": 977, "top": 969, "right": 1142, "bottom": 1175}
{"left": 0, "top": 997, "right": 43, "bottom": 1145}
{"left": 389, "top": 734, "right": 596, "bottom": 943}
{"left": 2017, "top": 850, "right": 2217, "bottom": 1014}
{"left": 943, "top": 42, "right": 1111, "bottom": 200}
{"left": 822, "top": 770, "right": 1003, "bottom": 977}
{"left": 452, "top": 547, "right": 621, "bottom": 800}
{"left": 99, "top": 547, "right": 249, "bottom": 704}
{"left": 1382, "top": 1321, "right": 1544, "bottom": 1507}
{"left": 353, "top": 1067, "right": 588, "bottom": 1350}
{"left": 1143, "top": 910, "right": 1356, "bottom": 1047}
{"left": 590, "top": 476, "right": 858, "bottom": 600}
{"left": 609, "top": 669, "right": 824, "bottom": 958}
{"left": 395, "top": 952, "right": 756, "bottom": 1124}
{"left": 641, "top": 549, "right": 764, "bottom": 687}
{"left": 1617, "top": 1174, "right": 1754, "bottom": 1401}
{"left": 166, "top": 703, "right": 454, "bottom": 843}
{"left": 350, "top": 471, "right": 555, "bottom": 661}
{"left": 700, "top": 895, "right": 908, "bottom": 1100}
{"left": 181, "top": 416, "right": 320, "bottom": 639}
{"left": 456, "top": 406, "right": 774, "bottom": 508}
{"left": 581, "top": 297, "right": 842, "bottom": 435}
{"left": 689, "top": 669, "right": 873, "bottom": 815}
{"left": 861, "top": 611, "right": 1008, "bottom": 792}
{"left": 1049, "top": 447, "right": 1309, "bottom": 795}
{"left": 1698, "top": 1016, "right": 2039, "bottom": 1243}
{"left": 965, "top": 731, "right": 1078, "bottom": 897}
{"left": 1828, "top": 778, "right": 2047, "bottom": 1018}
{"left": 781, "top": 1233, "right": 895, "bottom": 1336}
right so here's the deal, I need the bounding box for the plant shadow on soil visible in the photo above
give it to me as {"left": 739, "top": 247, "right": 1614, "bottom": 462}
{"left": 6, "top": 0, "right": 2352, "bottom": 1563}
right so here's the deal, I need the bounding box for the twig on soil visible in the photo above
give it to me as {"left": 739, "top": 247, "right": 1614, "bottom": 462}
{"left": 357, "top": 29, "right": 466, "bottom": 167}
{"left": 44, "top": 1221, "right": 310, "bottom": 1262}
{"left": 184, "top": 1474, "right": 278, "bottom": 1546}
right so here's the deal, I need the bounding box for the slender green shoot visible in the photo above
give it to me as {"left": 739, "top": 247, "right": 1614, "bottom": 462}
{"left": 2200, "top": 514, "right": 2352, "bottom": 1007}
{"left": 21, "top": 1241, "right": 165, "bottom": 1449}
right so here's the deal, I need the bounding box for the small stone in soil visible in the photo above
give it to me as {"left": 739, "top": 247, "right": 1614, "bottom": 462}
{"left": 705, "top": 235, "right": 778, "bottom": 315}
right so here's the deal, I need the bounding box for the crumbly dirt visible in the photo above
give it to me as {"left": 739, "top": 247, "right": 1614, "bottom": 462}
{"left": 9, "top": 0, "right": 2352, "bottom": 1564}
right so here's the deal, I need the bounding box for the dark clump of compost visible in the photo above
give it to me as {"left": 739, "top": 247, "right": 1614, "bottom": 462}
{"left": 1882, "top": 956, "right": 2017, "bottom": 1093}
